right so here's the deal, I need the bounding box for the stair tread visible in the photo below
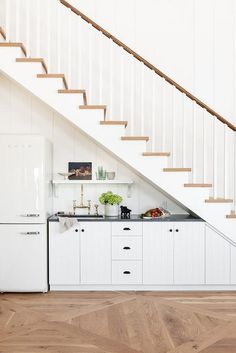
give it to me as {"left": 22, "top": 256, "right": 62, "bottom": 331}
{"left": 37, "top": 73, "right": 68, "bottom": 89}
{"left": 0, "top": 27, "right": 6, "bottom": 40}
{"left": 16, "top": 58, "right": 47, "bottom": 73}
{"left": 121, "top": 136, "right": 149, "bottom": 141}
{"left": 0, "top": 42, "right": 26, "bottom": 56}
{"left": 79, "top": 105, "right": 106, "bottom": 109}
{"left": 58, "top": 89, "right": 85, "bottom": 93}
{"left": 163, "top": 168, "right": 191, "bottom": 172}
{"left": 143, "top": 152, "right": 170, "bottom": 156}
{"left": 205, "top": 198, "right": 233, "bottom": 203}
{"left": 100, "top": 120, "right": 128, "bottom": 127}
{"left": 184, "top": 183, "right": 212, "bottom": 187}
{"left": 226, "top": 213, "right": 236, "bottom": 219}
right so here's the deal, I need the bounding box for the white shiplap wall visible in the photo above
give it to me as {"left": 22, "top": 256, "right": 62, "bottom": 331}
{"left": 0, "top": 73, "right": 187, "bottom": 215}
{"left": 74, "top": 0, "right": 236, "bottom": 125}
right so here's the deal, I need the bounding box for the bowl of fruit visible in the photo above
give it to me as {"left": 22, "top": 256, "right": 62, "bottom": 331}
{"left": 141, "top": 207, "right": 165, "bottom": 219}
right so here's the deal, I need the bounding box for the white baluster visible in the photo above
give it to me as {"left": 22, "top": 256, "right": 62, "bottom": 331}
{"left": 213, "top": 117, "right": 217, "bottom": 198}
{"left": 192, "top": 101, "right": 197, "bottom": 183}
{"left": 182, "top": 93, "right": 186, "bottom": 167}
{"left": 88, "top": 24, "right": 92, "bottom": 100}
{"left": 203, "top": 109, "right": 207, "bottom": 184}
{"left": 36, "top": 0, "right": 41, "bottom": 57}
{"left": 25, "top": 0, "right": 30, "bottom": 57}
{"left": 109, "top": 39, "right": 113, "bottom": 117}
{"left": 234, "top": 132, "right": 236, "bottom": 212}
{"left": 140, "top": 63, "right": 144, "bottom": 136}
{"left": 15, "top": 0, "right": 20, "bottom": 42}
{"left": 162, "top": 78, "right": 166, "bottom": 153}
{"left": 77, "top": 17, "right": 82, "bottom": 89}
{"left": 172, "top": 85, "right": 176, "bottom": 167}
{"left": 46, "top": 1, "right": 51, "bottom": 71}
{"left": 224, "top": 124, "right": 228, "bottom": 199}
{"left": 98, "top": 34, "right": 103, "bottom": 104}
{"left": 68, "top": 11, "right": 72, "bottom": 87}
{"left": 56, "top": 1, "right": 61, "bottom": 72}
{"left": 5, "top": 0, "right": 10, "bottom": 41}
{"left": 151, "top": 73, "right": 156, "bottom": 151}
{"left": 119, "top": 48, "right": 124, "bottom": 120}
{"left": 130, "top": 57, "right": 135, "bottom": 135}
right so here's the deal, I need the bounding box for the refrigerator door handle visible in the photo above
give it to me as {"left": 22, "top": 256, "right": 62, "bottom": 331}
{"left": 20, "top": 214, "right": 40, "bottom": 217}
{"left": 20, "top": 232, "right": 40, "bottom": 235}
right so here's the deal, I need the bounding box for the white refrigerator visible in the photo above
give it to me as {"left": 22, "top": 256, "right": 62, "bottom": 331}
{"left": 0, "top": 135, "right": 52, "bottom": 292}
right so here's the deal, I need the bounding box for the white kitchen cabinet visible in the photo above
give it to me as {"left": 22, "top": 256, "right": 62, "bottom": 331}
{"left": 143, "top": 223, "right": 174, "bottom": 284}
{"left": 206, "top": 226, "right": 230, "bottom": 284}
{"left": 230, "top": 245, "right": 236, "bottom": 284}
{"left": 49, "top": 222, "right": 80, "bottom": 286}
{"left": 112, "top": 236, "right": 142, "bottom": 260}
{"left": 80, "top": 222, "right": 111, "bottom": 284}
{"left": 112, "top": 261, "right": 142, "bottom": 284}
{"left": 174, "top": 222, "right": 205, "bottom": 284}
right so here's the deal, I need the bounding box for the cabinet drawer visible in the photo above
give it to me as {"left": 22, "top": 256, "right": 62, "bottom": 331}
{"left": 112, "top": 222, "right": 142, "bottom": 236}
{"left": 112, "top": 261, "right": 142, "bottom": 284}
{"left": 112, "top": 237, "right": 142, "bottom": 260}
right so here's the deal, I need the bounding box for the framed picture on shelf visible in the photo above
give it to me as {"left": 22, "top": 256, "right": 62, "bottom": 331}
{"left": 68, "top": 162, "right": 92, "bottom": 180}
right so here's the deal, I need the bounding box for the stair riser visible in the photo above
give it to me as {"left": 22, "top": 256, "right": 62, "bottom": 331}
{"left": 57, "top": 93, "right": 84, "bottom": 107}
{"left": 15, "top": 62, "right": 45, "bottom": 75}
{"left": 0, "top": 47, "right": 24, "bottom": 65}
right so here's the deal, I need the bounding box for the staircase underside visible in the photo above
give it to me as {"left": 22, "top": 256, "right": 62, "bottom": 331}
{"left": 0, "top": 44, "right": 235, "bottom": 244}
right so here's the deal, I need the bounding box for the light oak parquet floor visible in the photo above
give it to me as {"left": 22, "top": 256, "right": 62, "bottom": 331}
{"left": 1, "top": 291, "right": 236, "bottom": 353}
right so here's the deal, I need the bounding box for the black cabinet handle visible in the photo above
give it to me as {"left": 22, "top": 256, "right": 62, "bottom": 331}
{"left": 123, "top": 246, "right": 131, "bottom": 250}
{"left": 123, "top": 227, "right": 130, "bottom": 231}
{"left": 175, "top": 229, "right": 179, "bottom": 232}
{"left": 123, "top": 271, "right": 131, "bottom": 274}
{"left": 81, "top": 229, "right": 85, "bottom": 232}
{"left": 75, "top": 229, "right": 78, "bottom": 232}
{"left": 169, "top": 229, "right": 173, "bottom": 232}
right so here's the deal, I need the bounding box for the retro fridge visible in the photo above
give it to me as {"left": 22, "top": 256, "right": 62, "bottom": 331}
{"left": 0, "top": 135, "right": 52, "bottom": 292}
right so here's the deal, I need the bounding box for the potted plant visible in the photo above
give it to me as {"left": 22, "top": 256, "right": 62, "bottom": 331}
{"left": 99, "top": 191, "right": 123, "bottom": 217}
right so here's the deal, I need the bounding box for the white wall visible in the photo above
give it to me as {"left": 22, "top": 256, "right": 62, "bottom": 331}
{"left": 74, "top": 0, "right": 236, "bottom": 126}
{"left": 0, "top": 73, "right": 187, "bottom": 215}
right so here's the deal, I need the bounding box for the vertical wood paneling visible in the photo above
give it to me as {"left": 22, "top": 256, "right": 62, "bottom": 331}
{"left": 0, "top": 74, "right": 186, "bottom": 215}
{"left": 206, "top": 225, "right": 230, "bottom": 284}
{"left": 143, "top": 223, "right": 174, "bottom": 284}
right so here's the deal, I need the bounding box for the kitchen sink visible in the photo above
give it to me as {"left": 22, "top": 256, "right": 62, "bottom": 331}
{"left": 57, "top": 213, "right": 105, "bottom": 219}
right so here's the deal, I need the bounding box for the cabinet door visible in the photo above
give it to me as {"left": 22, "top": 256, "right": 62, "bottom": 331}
{"left": 206, "top": 226, "right": 230, "bottom": 284}
{"left": 143, "top": 223, "right": 174, "bottom": 284}
{"left": 174, "top": 222, "right": 205, "bottom": 284}
{"left": 49, "top": 223, "right": 80, "bottom": 285}
{"left": 81, "top": 222, "right": 111, "bottom": 284}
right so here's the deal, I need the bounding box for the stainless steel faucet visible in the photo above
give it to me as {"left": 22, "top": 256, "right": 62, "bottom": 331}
{"left": 73, "top": 184, "right": 91, "bottom": 215}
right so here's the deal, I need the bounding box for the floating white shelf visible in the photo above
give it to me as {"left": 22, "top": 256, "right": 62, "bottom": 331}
{"left": 52, "top": 179, "right": 133, "bottom": 185}
{"left": 52, "top": 179, "right": 134, "bottom": 198}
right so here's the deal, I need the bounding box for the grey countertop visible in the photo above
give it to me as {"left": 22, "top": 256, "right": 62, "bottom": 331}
{"left": 48, "top": 214, "right": 204, "bottom": 222}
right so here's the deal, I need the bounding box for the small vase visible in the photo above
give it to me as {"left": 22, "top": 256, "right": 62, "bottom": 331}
{"left": 105, "top": 204, "right": 119, "bottom": 217}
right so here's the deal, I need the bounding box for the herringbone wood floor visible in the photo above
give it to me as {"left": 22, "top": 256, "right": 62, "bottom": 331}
{"left": 1, "top": 291, "right": 236, "bottom": 353}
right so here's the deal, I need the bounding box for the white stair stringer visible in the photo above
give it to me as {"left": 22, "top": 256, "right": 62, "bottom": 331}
{"left": 0, "top": 46, "right": 235, "bottom": 244}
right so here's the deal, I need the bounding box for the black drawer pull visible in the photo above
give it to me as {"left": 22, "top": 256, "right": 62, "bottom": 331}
{"left": 81, "top": 229, "right": 85, "bottom": 232}
{"left": 123, "top": 246, "right": 131, "bottom": 250}
{"left": 175, "top": 229, "right": 179, "bottom": 232}
{"left": 169, "top": 229, "right": 173, "bottom": 232}
{"left": 123, "top": 271, "right": 131, "bottom": 274}
{"left": 123, "top": 227, "right": 131, "bottom": 231}
{"left": 75, "top": 229, "right": 78, "bottom": 232}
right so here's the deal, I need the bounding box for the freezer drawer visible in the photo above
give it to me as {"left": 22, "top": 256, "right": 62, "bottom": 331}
{"left": 0, "top": 224, "right": 47, "bottom": 292}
